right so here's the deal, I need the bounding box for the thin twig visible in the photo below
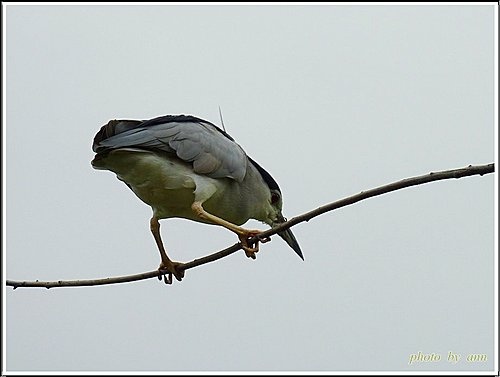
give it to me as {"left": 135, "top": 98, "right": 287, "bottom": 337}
{"left": 6, "top": 163, "right": 494, "bottom": 289}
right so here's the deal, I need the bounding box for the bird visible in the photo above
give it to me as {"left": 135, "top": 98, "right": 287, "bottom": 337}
{"left": 91, "top": 114, "right": 303, "bottom": 283}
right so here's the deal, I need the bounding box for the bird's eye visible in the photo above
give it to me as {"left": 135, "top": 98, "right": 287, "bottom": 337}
{"left": 271, "top": 192, "right": 280, "bottom": 204}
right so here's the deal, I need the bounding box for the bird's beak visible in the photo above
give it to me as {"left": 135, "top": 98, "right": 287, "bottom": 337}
{"left": 275, "top": 214, "right": 304, "bottom": 260}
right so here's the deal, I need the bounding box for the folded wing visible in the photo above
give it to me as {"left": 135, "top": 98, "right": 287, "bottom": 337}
{"left": 92, "top": 115, "right": 248, "bottom": 182}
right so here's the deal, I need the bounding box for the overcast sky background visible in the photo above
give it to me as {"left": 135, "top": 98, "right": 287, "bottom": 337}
{"left": 3, "top": 3, "right": 497, "bottom": 373}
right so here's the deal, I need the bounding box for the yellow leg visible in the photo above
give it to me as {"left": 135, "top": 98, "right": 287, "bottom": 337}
{"left": 150, "top": 216, "right": 185, "bottom": 283}
{"left": 191, "top": 202, "right": 262, "bottom": 259}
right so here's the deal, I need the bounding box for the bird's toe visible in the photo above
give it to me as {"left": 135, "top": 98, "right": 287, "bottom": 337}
{"left": 243, "top": 246, "right": 259, "bottom": 259}
{"left": 158, "top": 261, "right": 185, "bottom": 284}
{"left": 238, "top": 232, "right": 261, "bottom": 259}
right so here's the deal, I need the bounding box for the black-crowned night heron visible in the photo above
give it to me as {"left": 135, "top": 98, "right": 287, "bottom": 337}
{"left": 92, "top": 114, "right": 303, "bottom": 283}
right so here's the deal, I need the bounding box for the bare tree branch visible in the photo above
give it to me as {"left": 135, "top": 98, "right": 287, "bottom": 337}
{"left": 6, "top": 163, "right": 494, "bottom": 289}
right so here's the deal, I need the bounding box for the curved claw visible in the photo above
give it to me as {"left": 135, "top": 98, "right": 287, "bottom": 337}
{"left": 257, "top": 234, "right": 271, "bottom": 244}
{"left": 242, "top": 244, "right": 258, "bottom": 259}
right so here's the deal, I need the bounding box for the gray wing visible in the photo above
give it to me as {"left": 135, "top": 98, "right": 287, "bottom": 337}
{"left": 92, "top": 116, "right": 248, "bottom": 182}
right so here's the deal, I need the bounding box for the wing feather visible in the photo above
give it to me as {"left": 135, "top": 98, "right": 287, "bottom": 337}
{"left": 93, "top": 115, "right": 248, "bottom": 182}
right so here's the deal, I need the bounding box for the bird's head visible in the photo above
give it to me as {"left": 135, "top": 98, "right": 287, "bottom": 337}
{"left": 248, "top": 157, "right": 304, "bottom": 260}
{"left": 267, "top": 188, "right": 304, "bottom": 260}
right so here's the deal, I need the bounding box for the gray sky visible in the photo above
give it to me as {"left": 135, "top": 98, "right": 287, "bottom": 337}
{"left": 4, "top": 3, "right": 497, "bottom": 373}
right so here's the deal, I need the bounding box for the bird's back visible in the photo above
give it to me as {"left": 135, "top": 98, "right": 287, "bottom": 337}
{"left": 92, "top": 115, "right": 248, "bottom": 182}
{"left": 92, "top": 115, "right": 232, "bottom": 153}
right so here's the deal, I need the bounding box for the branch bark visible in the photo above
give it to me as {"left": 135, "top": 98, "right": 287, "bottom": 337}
{"left": 6, "top": 163, "right": 494, "bottom": 289}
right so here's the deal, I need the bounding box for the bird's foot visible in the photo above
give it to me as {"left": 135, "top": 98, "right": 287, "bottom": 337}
{"left": 238, "top": 230, "right": 263, "bottom": 259}
{"left": 157, "top": 260, "right": 185, "bottom": 284}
